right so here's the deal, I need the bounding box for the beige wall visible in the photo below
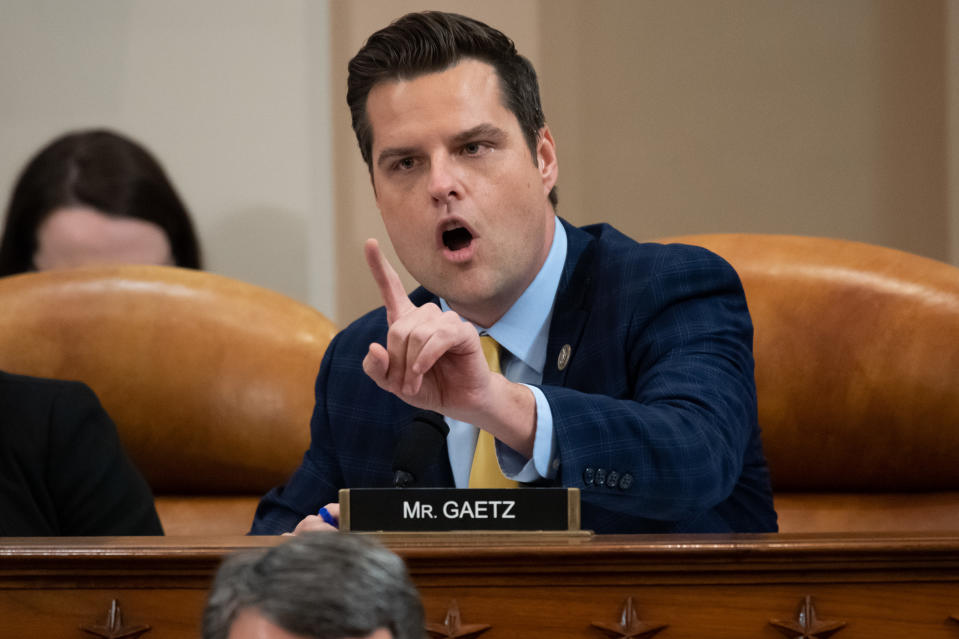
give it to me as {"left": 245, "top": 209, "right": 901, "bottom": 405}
{"left": 2, "top": 2, "right": 956, "bottom": 327}
{"left": 541, "top": 0, "right": 948, "bottom": 247}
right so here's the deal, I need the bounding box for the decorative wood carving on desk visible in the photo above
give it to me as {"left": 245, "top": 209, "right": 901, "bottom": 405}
{"left": 6, "top": 534, "right": 959, "bottom": 637}
{"left": 591, "top": 596, "right": 667, "bottom": 638}
{"left": 769, "top": 595, "right": 846, "bottom": 639}
{"left": 425, "top": 599, "right": 491, "bottom": 639}
{"left": 80, "top": 599, "right": 151, "bottom": 639}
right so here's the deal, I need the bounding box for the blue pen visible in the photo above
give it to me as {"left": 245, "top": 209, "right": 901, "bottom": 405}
{"left": 317, "top": 506, "right": 338, "bottom": 528}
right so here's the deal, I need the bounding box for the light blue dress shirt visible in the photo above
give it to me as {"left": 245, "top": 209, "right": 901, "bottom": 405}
{"left": 440, "top": 218, "right": 567, "bottom": 487}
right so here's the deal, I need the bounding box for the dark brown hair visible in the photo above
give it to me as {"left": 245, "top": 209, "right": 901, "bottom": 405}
{"left": 347, "top": 11, "right": 557, "bottom": 208}
{"left": 0, "top": 128, "right": 201, "bottom": 275}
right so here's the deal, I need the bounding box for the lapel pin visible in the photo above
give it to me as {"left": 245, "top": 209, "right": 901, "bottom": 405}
{"left": 557, "top": 344, "right": 571, "bottom": 371}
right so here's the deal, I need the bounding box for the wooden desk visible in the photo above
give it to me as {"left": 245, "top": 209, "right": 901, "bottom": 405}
{"left": 3, "top": 533, "right": 959, "bottom": 638}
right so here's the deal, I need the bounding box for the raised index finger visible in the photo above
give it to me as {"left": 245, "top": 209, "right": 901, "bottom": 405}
{"left": 364, "top": 238, "right": 414, "bottom": 324}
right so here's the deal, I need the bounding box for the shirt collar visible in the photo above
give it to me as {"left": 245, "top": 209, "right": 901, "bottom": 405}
{"left": 440, "top": 217, "right": 567, "bottom": 375}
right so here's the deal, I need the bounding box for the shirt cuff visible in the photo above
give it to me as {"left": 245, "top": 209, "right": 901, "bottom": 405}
{"left": 496, "top": 384, "right": 557, "bottom": 482}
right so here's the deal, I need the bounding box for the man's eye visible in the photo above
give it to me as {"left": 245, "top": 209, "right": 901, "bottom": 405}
{"left": 394, "top": 158, "right": 416, "bottom": 171}
{"left": 463, "top": 142, "right": 485, "bottom": 155}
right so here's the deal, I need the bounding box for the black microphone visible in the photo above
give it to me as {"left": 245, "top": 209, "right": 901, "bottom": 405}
{"left": 392, "top": 411, "right": 449, "bottom": 488}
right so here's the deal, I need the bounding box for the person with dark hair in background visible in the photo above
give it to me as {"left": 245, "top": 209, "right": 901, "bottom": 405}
{"left": 0, "top": 370, "right": 163, "bottom": 536}
{"left": 252, "top": 11, "right": 777, "bottom": 536}
{"left": 203, "top": 532, "right": 425, "bottom": 639}
{"left": 0, "top": 128, "right": 202, "bottom": 275}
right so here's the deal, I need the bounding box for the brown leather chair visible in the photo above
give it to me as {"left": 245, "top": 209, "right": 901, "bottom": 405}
{"left": 0, "top": 265, "right": 336, "bottom": 535}
{"left": 660, "top": 234, "right": 959, "bottom": 532}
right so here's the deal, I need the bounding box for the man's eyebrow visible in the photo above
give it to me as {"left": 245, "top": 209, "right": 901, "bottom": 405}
{"left": 451, "top": 124, "right": 507, "bottom": 145}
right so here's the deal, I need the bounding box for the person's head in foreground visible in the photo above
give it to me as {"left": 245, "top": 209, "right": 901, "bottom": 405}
{"left": 202, "top": 533, "right": 425, "bottom": 639}
{"left": 0, "top": 128, "right": 201, "bottom": 275}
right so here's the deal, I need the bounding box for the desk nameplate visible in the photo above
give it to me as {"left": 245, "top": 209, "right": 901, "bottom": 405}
{"left": 339, "top": 487, "right": 580, "bottom": 532}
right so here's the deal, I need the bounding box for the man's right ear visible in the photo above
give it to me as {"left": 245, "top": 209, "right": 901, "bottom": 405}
{"left": 536, "top": 126, "right": 559, "bottom": 196}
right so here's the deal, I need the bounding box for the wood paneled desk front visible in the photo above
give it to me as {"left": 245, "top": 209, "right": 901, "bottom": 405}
{"left": 3, "top": 533, "right": 959, "bottom": 638}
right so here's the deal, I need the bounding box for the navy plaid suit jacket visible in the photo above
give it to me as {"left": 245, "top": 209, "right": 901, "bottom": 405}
{"left": 252, "top": 220, "right": 777, "bottom": 534}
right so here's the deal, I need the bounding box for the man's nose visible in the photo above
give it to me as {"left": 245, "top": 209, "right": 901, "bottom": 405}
{"left": 427, "top": 156, "right": 461, "bottom": 203}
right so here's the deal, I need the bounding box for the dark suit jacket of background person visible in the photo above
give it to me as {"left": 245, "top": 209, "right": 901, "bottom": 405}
{"left": 0, "top": 371, "right": 162, "bottom": 535}
{"left": 252, "top": 219, "right": 778, "bottom": 534}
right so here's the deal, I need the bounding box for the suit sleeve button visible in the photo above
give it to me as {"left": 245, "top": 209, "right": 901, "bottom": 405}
{"left": 618, "top": 473, "right": 633, "bottom": 490}
{"left": 595, "top": 468, "right": 607, "bottom": 486}
{"left": 606, "top": 470, "right": 620, "bottom": 488}
{"left": 583, "top": 467, "right": 595, "bottom": 486}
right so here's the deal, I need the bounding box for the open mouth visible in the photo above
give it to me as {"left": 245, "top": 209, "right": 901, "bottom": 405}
{"left": 442, "top": 226, "right": 473, "bottom": 251}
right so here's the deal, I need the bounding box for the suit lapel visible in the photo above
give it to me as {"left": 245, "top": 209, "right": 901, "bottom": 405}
{"left": 543, "top": 220, "right": 595, "bottom": 387}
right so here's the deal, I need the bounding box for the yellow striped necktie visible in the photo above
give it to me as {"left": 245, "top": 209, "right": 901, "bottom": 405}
{"left": 468, "top": 336, "right": 519, "bottom": 488}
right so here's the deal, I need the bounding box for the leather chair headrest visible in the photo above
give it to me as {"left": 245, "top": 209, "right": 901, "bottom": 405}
{"left": 659, "top": 234, "right": 959, "bottom": 491}
{"left": 0, "top": 265, "right": 337, "bottom": 494}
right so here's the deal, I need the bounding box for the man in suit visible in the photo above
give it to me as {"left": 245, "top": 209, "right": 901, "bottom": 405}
{"left": 0, "top": 370, "right": 162, "bottom": 535}
{"left": 251, "top": 11, "right": 776, "bottom": 535}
